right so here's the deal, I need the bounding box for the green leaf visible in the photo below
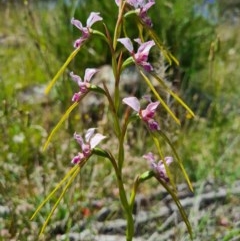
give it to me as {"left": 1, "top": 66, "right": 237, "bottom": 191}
{"left": 150, "top": 73, "right": 195, "bottom": 118}
{"left": 43, "top": 101, "right": 79, "bottom": 151}
{"left": 92, "top": 29, "right": 109, "bottom": 43}
{"left": 139, "top": 69, "right": 181, "bottom": 125}
{"left": 39, "top": 165, "right": 80, "bottom": 235}
{"left": 30, "top": 165, "right": 79, "bottom": 221}
{"left": 160, "top": 179, "right": 193, "bottom": 239}
{"left": 139, "top": 170, "right": 155, "bottom": 182}
{"left": 92, "top": 148, "right": 112, "bottom": 158}
{"left": 121, "top": 56, "right": 134, "bottom": 71}
{"left": 147, "top": 27, "right": 179, "bottom": 66}
{"left": 89, "top": 85, "right": 106, "bottom": 95}
{"left": 45, "top": 47, "right": 81, "bottom": 95}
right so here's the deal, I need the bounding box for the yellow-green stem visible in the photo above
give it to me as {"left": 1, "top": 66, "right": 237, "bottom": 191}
{"left": 113, "top": 1, "right": 126, "bottom": 50}
{"left": 107, "top": 150, "right": 134, "bottom": 240}
{"left": 117, "top": 173, "right": 134, "bottom": 241}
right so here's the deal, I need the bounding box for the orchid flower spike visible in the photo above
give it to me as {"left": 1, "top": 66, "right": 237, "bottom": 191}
{"left": 123, "top": 96, "right": 160, "bottom": 130}
{"left": 118, "top": 37, "right": 155, "bottom": 72}
{"left": 71, "top": 12, "right": 103, "bottom": 48}
{"left": 70, "top": 68, "right": 98, "bottom": 102}
{"left": 71, "top": 128, "right": 106, "bottom": 164}
{"left": 143, "top": 152, "right": 173, "bottom": 182}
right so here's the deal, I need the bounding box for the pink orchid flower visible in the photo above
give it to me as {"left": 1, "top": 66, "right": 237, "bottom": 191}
{"left": 123, "top": 96, "right": 160, "bottom": 130}
{"left": 71, "top": 128, "right": 106, "bottom": 164}
{"left": 70, "top": 68, "right": 98, "bottom": 102}
{"left": 71, "top": 12, "right": 103, "bottom": 48}
{"left": 143, "top": 152, "right": 173, "bottom": 182}
{"left": 115, "top": 0, "right": 155, "bottom": 27}
{"left": 118, "top": 37, "right": 155, "bottom": 72}
{"left": 128, "top": 0, "right": 155, "bottom": 26}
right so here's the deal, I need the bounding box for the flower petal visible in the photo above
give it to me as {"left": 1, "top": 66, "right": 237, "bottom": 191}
{"left": 143, "top": 152, "right": 155, "bottom": 162}
{"left": 142, "top": 1, "right": 155, "bottom": 12}
{"left": 118, "top": 38, "right": 134, "bottom": 53}
{"left": 74, "top": 132, "right": 84, "bottom": 146}
{"left": 86, "top": 12, "right": 103, "bottom": 27}
{"left": 70, "top": 71, "right": 82, "bottom": 84}
{"left": 141, "top": 101, "right": 160, "bottom": 119}
{"left": 71, "top": 18, "right": 83, "bottom": 30}
{"left": 134, "top": 38, "right": 142, "bottom": 45}
{"left": 127, "top": 0, "right": 140, "bottom": 8}
{"left": 145, "top": 101, "right": 160, "bottom": 112}
{"left": 72, "top": 92, "right": 82, "bottom": 102}
{"left": 147, "top": 119, "right": 160, "bottom": 130}
{"left": 73, "top": 37, "right": 87, "bottom": 48}
{"left": 84, "top": 68, "right": 98, "bottom": 83}
{"left": 138, "top": 61, "right": 154, "bottom": 72}
{"left": 164, "top": 156, "right": 173, "bottom": 166}
{"left": 143, "top": 95, "right": 152, "bottom": 102}
{"left": 157, "top": 157, "right": 173, "bottom": 177}
{"left": 71, "top": 152, "right": 85, "bottom": 164}
{"left": 90, "top": 133, "right": 106, "bottom": 149}
{"left": 123, "top": 96, "right": 141, "bottom": 112}
{"left": 85, "top": 128, "right": 96, "bottom": 143}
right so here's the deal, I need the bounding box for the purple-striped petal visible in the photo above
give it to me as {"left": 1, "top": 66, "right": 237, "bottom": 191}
{"left": 86, "top": 12, "right": 103, "bottom": 27}
{"left": 71, "top": 18, "right": 83, "bottom": 30}
{"left": 85, "top": 128, "right": 96, "bottom": 143}
{"left": 74, "top": 132, "right": 84, "bottom": 147}
{"left": 70, "top": 72, "right": 82, "bottom": 84}
{"left": 84, "top": 68, "right": 98, "bottom": 83}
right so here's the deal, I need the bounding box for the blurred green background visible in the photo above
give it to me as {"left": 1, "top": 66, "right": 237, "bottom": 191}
{"left": 0, "top": 0, "right": 240, "bottom": 240}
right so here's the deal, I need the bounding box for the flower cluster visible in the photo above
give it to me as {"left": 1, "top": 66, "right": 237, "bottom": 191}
{"left": 71, "top": 12, "right": 102, "bottom": 48}
{"left": 143, "top": 152, "right": 173, "bottom": 182}
{"left": 70, "top": 68, "right": 98, "bottom": 102}
{"left": 71, "top": 128, "right": 106, "bottom": 164}
{"left": 115, "top": 0, "right": 155, "bottom": 27}
{"left": 118, "top": 38, "right": 155, "bottom": 72}
{"left": 123, "top": 96, "right": 160, "bottom": 130}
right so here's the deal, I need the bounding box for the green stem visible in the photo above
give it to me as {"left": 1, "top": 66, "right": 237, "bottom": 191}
{"left": 105, "top": 150, "right": 134, "bottom": 240}
{"left": 102, "top": 82, "right": 121, "bottom": 137}
{"left": 111, "top": 2, "right": 135, "bottom": 238}
{"left": 118, "top": 175, "right": 134, "bottom": 241}
{"left": 113, "top": 1, "right": 126, "bottom": 50}
{"left": 118, "top": 128, "right": 134, "bottom": 240}
{"left": 126, "top": 207, "right": 134, "bottom": 241}
{"left": 129, "top": 176, "right": 140, "bottom": 212}
{"left": 118, "top": 140, "right": 124, "bottom": 171}
{"left": 118, "top": 108, "right": 130, "bottom": 171}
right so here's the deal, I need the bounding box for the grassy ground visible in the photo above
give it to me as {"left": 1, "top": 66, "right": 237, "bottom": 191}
{"left": 0, "top": 1, "right": 240, "bottom": 240}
